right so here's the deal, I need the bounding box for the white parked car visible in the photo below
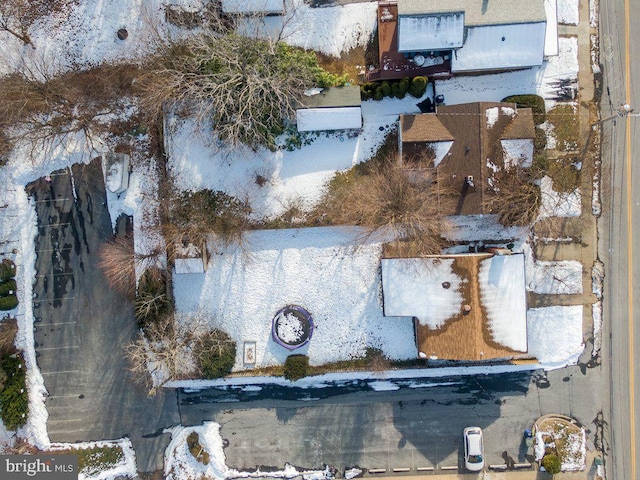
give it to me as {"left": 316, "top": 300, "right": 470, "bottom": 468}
{"left": 463, "top": 427, "right": 485, "bottom": 472}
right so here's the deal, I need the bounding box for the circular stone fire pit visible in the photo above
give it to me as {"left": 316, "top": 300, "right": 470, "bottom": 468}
{"left": 272, "top": 305, "right": 313, "bottom": 350}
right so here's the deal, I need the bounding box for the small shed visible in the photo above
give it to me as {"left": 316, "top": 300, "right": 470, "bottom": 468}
{"left": 221, "top": 0, "right": 285, "bottom": 15}
{"left": 103, "top": 153, "right": 130, "bottom": 195}
{"left": 173, "top": 240, "right": 208, "bottom": 274}
{"left": 296, "top": 86, "right": 362, "bottom": 132}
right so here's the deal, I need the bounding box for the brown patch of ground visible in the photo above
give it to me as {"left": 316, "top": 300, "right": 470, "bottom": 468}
{"left": 316, "top": 47, "right": 367, "bottom": 84}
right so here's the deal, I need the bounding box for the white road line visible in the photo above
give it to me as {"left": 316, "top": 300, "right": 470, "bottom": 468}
{"left": 46, "top": 418, "right": 84, "bottom": 424}
{"left": 37, "top": 346, "right": 79, "bottom": 351}
{"left": 41, "top": 370, "right": 80, "bottom": 375}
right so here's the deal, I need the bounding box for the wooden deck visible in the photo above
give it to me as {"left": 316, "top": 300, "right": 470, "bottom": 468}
{"left": 367, "top": 2, "right": 451, "bottom": 81}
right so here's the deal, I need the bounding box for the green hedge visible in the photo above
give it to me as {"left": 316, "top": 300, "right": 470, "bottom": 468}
{"left": 283, "top": 354, "right": 309, "bottom": 381}
{"left": 0, "top": 353, "right": 28, "bottom": 431}
{"left": 193, "top": 330, "right": 236, "bottom": 379}
{"left": 361, "top": 76, "right": 428, "bottom": 101}
{"left": 541, "top": 453, "right": 561, "bottom": 474}
{"left": 0, "top": 280, "right": 17, "bottom": 297}
{"left": 408, "top": 76, "right": 427, "bottom": 98}
{"left": 0, "top": 260, "right": 16, "bottom": 283}
{"left": 0, "top": 295, "right": 18, "bottom": 311}
{"left": 501, "top": 94, "right": 546, "bottom": 125}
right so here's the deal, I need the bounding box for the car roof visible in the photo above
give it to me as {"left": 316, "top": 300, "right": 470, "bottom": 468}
{"left": 467, "top": 430, "right": 483, "bottom": 455}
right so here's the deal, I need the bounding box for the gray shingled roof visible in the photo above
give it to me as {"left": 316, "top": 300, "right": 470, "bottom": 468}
{"left": 398, "top": 0, "right": 546, "bottom": 26}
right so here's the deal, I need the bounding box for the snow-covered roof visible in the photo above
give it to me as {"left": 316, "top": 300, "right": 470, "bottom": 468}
{"left": 381, "top": 257, "right": 464, "bottom": 330}
{"left": 451, "top": 23, "right": 546, "bottom": 72}
{"left": 382, "top": 253, "right": 528, "bottom": 360}
{"left": 221, "top": 0, "right": 285, "bottom": 15}
{"left": 296, "top": 107, "right": 362, "bottom": 132}
{"left": 478, "top": 254, "right": 528, "bottom": 352}
{"left": 397, "top": 13, "right": 464, "bottom": 52}
{"left": 398, "top": 0, "right": 546, "bottom": 25}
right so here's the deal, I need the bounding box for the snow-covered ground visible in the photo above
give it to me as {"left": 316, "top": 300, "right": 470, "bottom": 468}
{"left": 435, "top": 37, "right": 579, "bottom": 109}
{"left": 527, "top": 306, "right": 585, "bottom": 367}
{"left": 539, "top": 176, "right": 582, "bottom": 218}
{"left": 557, "top": 0, "right": 580, "bottom": 26}
{"left": 174, "top": 227, "right": 416, "bottom": 369}
{"left": 50, "top": 439, "right": 137, "bottom": 480}
{"left": 0, "top": 0, "right": 592, "bottom": 466}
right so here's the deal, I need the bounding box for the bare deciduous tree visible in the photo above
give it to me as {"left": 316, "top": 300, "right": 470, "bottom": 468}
{"left": 125, "top": 314, "right": 197, "bottom": 396}
{"left": 98, "top": 236, "right": 136, "bottom": 299}
{"left": 0, "top": 317, "right": 18, "bottom": 355}
{"left": 316, "top": 153, "right": 452, "bottom": 256}
{"left": 0, "top": 62, "right": 142, "bottom": 162}
{"left": 483, "top": 166, "right": 541, "bottom": 226}
{"left": 125, "top": 312, "right": 234, "bottom": 395}
{"left": 137, "top": 27, "right": 325, "bottom": 149}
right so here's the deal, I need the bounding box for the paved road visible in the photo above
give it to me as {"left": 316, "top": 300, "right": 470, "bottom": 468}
{"left": 599, "top": 0, "right": 640, "bottom": 478}
{"left": 27, "top": 160, "right": 179, "bottom": 473}
{"left": 178, "top": 358, "right": 603, "bottom": 473}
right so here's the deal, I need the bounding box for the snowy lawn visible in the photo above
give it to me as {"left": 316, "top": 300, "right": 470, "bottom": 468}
{"left": 49, "top": 439, "right": 137, "bottom": 480}
{"left": 527, "top": 306, "right": 584, "bottom": 366}
{"left": 166, "top": 116, "right": 392, "bottom": 220}
{"left": 539, "top": 176, "right": 582, "bottom": 218}
{"left": 173, "top": 227, "right": 416, "bottom": 370}
{"left": 525, "top": 243, "right": 583, "bottom": 295}
{"left": 557, "top": 0, "right": 580, "bottom": 25}
{"left": 435, "top": 37, "right": 579, "bottom": 109}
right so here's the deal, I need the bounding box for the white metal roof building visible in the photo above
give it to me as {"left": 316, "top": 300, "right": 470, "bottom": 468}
{"left": 451, "top": 22, "right": 547, "bottom": 72}
{"left": 296, "top": 107, "right": 362, "bottom": 132}
{"left": 221, "top": 0, "right": 285, "bottom": 15}
{"left": 296, "top": 86, "right": 362, "bottom": 132}
{"left": 395, "top": 0, "right": 552, "bottom": 72}
{"left": 397, "top": 13, "right": 464, "bottom": 52}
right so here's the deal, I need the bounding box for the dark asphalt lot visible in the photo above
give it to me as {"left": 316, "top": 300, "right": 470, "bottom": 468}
{"left": 177, "top": 359, "right": 603, "bottom": 473}
{"left": 27, "top": 159, "right": 179, "bottom": 473}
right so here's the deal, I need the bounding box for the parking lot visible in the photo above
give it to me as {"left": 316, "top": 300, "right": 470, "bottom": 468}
{"left": 28, "top": 160, "right": 179, "bottom": 472}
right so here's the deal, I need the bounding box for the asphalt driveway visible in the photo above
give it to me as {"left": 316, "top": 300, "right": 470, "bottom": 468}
{"left": 28, "top": 159, "right": 179, "bottom": 473}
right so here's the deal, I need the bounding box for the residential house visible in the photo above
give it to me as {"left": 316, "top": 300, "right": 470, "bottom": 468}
{"left": 372, "top": 0, "right": 556, "bottom": 79}
{"left": 381, "top": 253, "right": 528, "bottom": 361}
{"left": 399, "top": 101, "right": 536, "bottom": 215}
{"left": 296, "top": 86, "right": 363, "bottom": 132}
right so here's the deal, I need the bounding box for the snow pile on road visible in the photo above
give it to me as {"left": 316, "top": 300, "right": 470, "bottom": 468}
{"left": 164, "top": 422, "right": 335, "bottom": 480}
